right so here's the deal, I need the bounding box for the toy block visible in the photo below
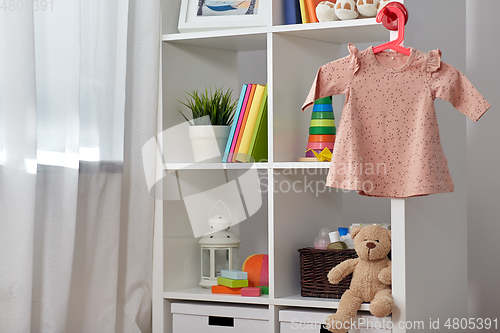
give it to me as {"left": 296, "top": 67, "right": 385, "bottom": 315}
{"left": 310, "top": 119, "right": 335, "bottom": 127}
{"left": 221, "top": 269, "right": 248, "bottom": 280}
{"left": 309, "top": 126, "right": 336, "bottom": 135}
{"left": 312, "top": 104, "right": 333, "bottom": 112}
{"left": 217, "top": 277, "right": 249, "bottom": 288}
{"left": 311, "top": 111, "right": 335, "bottom": 120}
{"left": 258, "top": 286, "right": 269, "bottom": 295}
{"left": 308, "top": 134, "right": 335, "bottom": 142}
{"left": 211, "top": 285, "right": 242, "bottom": 295}
{"left": 241, "top": 287, "right": 261, "bottom": 297}
{"left": 313, "top": 96, "right": 333, "bottom": 104}
{"left": 307, "top": 142, "right": 334, "bottom": 150}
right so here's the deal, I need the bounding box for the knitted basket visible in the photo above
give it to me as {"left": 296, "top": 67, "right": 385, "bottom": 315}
{"left": 298, "top": 247, "right": 358, "bottom": 299}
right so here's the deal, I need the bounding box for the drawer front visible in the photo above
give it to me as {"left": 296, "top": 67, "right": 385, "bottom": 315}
{"left": 280, "top": 322, "right": 362, "bottom": 333}
{"left": 173, "top": 313, "right": 268, "bottom": 333}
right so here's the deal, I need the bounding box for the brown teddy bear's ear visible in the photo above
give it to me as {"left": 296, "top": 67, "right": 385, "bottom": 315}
{"left": 386, "top": 228, "right": 391, "bottom": 240}
{"left": 351, "top": 226, "right": 362, "bottom": 239}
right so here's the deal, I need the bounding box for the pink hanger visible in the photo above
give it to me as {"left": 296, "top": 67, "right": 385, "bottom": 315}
{"left": 373, "top": 2, "right": 411, "bottom": 56}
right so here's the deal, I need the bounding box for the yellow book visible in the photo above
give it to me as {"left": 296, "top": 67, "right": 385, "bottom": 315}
{"left": 299, "top": 0, "right": 310, "bottom": 24}
{"left": 236, "top": 84, "right": 266, "bottom": 161}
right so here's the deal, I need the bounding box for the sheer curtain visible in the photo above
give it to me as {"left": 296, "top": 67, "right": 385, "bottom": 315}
{"left": 0, "top": 0, "right": 160, "bottom": 332}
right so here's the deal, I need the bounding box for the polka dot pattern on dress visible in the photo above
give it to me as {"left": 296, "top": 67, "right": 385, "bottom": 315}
{"left": 302, "top": 44, "right": 491, "bottom": 198}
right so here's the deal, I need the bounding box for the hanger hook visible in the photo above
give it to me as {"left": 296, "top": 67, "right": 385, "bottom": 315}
{"left": 377, "top": 2, "right": 409, "bottom": 31}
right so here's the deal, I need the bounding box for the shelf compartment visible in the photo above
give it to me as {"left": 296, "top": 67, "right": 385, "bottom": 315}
{"left": 164, "top": 287, "right": 270, "bottom": 305}
{"left": 273, "top": 169, "right": 343, "bottom": 298}
{"left": 274, "top": 294, "right": 370, "bottom": 311}
{"left": 164, "top": 169, "right": 268, "bottom": 293}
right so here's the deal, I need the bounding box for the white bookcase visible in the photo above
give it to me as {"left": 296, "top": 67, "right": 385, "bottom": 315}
{"left": 154, "top": 1, "right": 469, "bottom": 332}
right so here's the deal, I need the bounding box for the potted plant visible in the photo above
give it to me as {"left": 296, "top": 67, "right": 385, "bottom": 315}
{"left": 179, "top": 86, "right": 237, "bottom": 162}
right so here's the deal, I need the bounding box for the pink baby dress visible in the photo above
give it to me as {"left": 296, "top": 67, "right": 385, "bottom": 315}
{"left": 302, "top": 44, "right": 491, "bottom": 198}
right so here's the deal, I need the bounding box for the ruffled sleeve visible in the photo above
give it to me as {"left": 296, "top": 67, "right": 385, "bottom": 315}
{"left": 348, "top": 43, "right": 360, "bottom": 75}
{"left": 301, "top": 45, "right": 358, "bottom": 111}
{"left": 426, "top": 49, "right": 442, "bottom": 73}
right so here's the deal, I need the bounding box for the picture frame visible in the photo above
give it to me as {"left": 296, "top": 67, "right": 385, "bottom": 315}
{"left": 178, "top": 0, "right": 268, "bottom": 33}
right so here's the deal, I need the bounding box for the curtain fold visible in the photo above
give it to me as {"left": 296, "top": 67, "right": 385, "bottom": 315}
{"left": 0, "top": 0, "right": 159, "bottom": 332}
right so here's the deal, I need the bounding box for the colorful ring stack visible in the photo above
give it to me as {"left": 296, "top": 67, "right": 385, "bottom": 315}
{"left": 304, "top": 96, "right": 336, "bottom": 159}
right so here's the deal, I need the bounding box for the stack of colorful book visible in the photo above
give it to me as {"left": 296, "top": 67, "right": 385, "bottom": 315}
{"left": 284, "top": 0, "right": 325, "bottom": 24}
{"left": 223, "top": 83, "right": 268, "bottom": 163}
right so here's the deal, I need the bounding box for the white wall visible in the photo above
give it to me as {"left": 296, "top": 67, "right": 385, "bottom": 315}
{"left": 466, "top": 0, "right": 500, "bottom": 329}
{"left": 404, "top": 1, "right": 469, "bottom": 328}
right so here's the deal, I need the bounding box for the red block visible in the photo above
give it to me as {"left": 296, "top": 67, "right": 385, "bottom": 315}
{"left": 241, "top": 287, "right": 262, "bottom": 297}
{"left": 211, "top": 285, "right": 242, "bottom": 295}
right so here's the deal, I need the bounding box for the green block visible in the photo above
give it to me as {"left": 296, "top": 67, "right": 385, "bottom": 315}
{"left": 310, "top": 119, "right": 335, "bottom": 127}
{"left": 217, "top": 277, "right": 249, "bottom": 288}
{"left": 309, "top": 126, "right": 336, "bottom": 135}
{"left": 258, "top": 286, "right": 269, "bottom": 295}
{"left": 314, "top": 96, "right": 333, "bottom": 104}
{"left": 311, "top": 111, "right": 335, "bottom": 120}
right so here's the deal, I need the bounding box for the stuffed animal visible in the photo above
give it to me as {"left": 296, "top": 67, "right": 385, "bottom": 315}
{"left": 357, "top": 0, "right": 379, "bottom": 17}
{"left": 326, "top": 224, "right": 393, "bottom": 333}
{"left": 316, "top": 1, "right": 338, "bottom": 22}
{"left": 335, "top": 0, "right": 358, "bottom": 20}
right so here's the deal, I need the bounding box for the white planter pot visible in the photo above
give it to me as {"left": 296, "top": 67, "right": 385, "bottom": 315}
{"left": 189, "top": 125, "right": 230, "bottom": 162}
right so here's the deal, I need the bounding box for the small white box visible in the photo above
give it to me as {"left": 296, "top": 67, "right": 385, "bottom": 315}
{"left": 171, "top": 302, "right": 269, "bottom": 333}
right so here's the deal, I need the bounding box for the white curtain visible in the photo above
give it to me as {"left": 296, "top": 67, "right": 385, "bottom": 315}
{"left": 0, "top": 0, "right": 160, "bottom": 332}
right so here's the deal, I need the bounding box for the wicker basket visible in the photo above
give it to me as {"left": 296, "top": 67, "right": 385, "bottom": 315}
{"left": 298, "top": 247, "right": 358, "bottom": 299}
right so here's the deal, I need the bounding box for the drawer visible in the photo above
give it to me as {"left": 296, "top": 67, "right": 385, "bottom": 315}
{"left": 279, "top": 309, "right": 391, "bottom": 333}
{"left": 171, "top": 302, "right": 269, "bottom": 333}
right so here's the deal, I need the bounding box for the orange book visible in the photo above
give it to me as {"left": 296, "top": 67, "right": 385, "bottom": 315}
{"left": 305, "top": 0, "right": 323, "bottom": 23}
{"left": 232, "top": 84, "right": 257, "bottom": 162}
{"left": 212, "top": 285, "right": 242, "bottom": 294}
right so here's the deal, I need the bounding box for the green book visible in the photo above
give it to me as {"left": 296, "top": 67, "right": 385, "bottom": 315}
{"left": 246, "top": 85, "right": 268, "bottom": 163}
{"left": 217, "top": 277, "right": 249, "bottom": 288}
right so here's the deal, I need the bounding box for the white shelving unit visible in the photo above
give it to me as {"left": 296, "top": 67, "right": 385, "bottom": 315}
{"left": 154, "top": 1, "right": 470, "bottom": 332}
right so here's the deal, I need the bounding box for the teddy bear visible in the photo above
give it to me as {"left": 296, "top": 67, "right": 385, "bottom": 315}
{"left": 325, "top": 224, "right": 393, "bottom": 333}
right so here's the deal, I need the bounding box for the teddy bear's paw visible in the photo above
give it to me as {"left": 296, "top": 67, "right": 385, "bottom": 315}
{"left": 370, "top": 296, "right": 394, "bottom": 318}
{"left": 327, "top": 270, "right": 342, "bottom": 285}
{"left": 378, "top": 268, "right": 392, "bottom": 285}
{"left": 326, "top": 314, "right": 351, "bottom": 333}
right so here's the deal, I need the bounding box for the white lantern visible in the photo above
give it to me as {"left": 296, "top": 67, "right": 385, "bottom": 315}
{"left": 199, "top": 202, "right": 241, "bottom": 288}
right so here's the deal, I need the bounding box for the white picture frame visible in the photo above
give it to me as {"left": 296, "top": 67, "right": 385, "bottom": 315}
{"left": 178, "top": 0, "right": 268, "bottom": 33}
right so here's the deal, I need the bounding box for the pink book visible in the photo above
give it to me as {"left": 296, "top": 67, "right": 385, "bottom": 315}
{"left": 229, "top": 84, "right": 253, "bottom": 162}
